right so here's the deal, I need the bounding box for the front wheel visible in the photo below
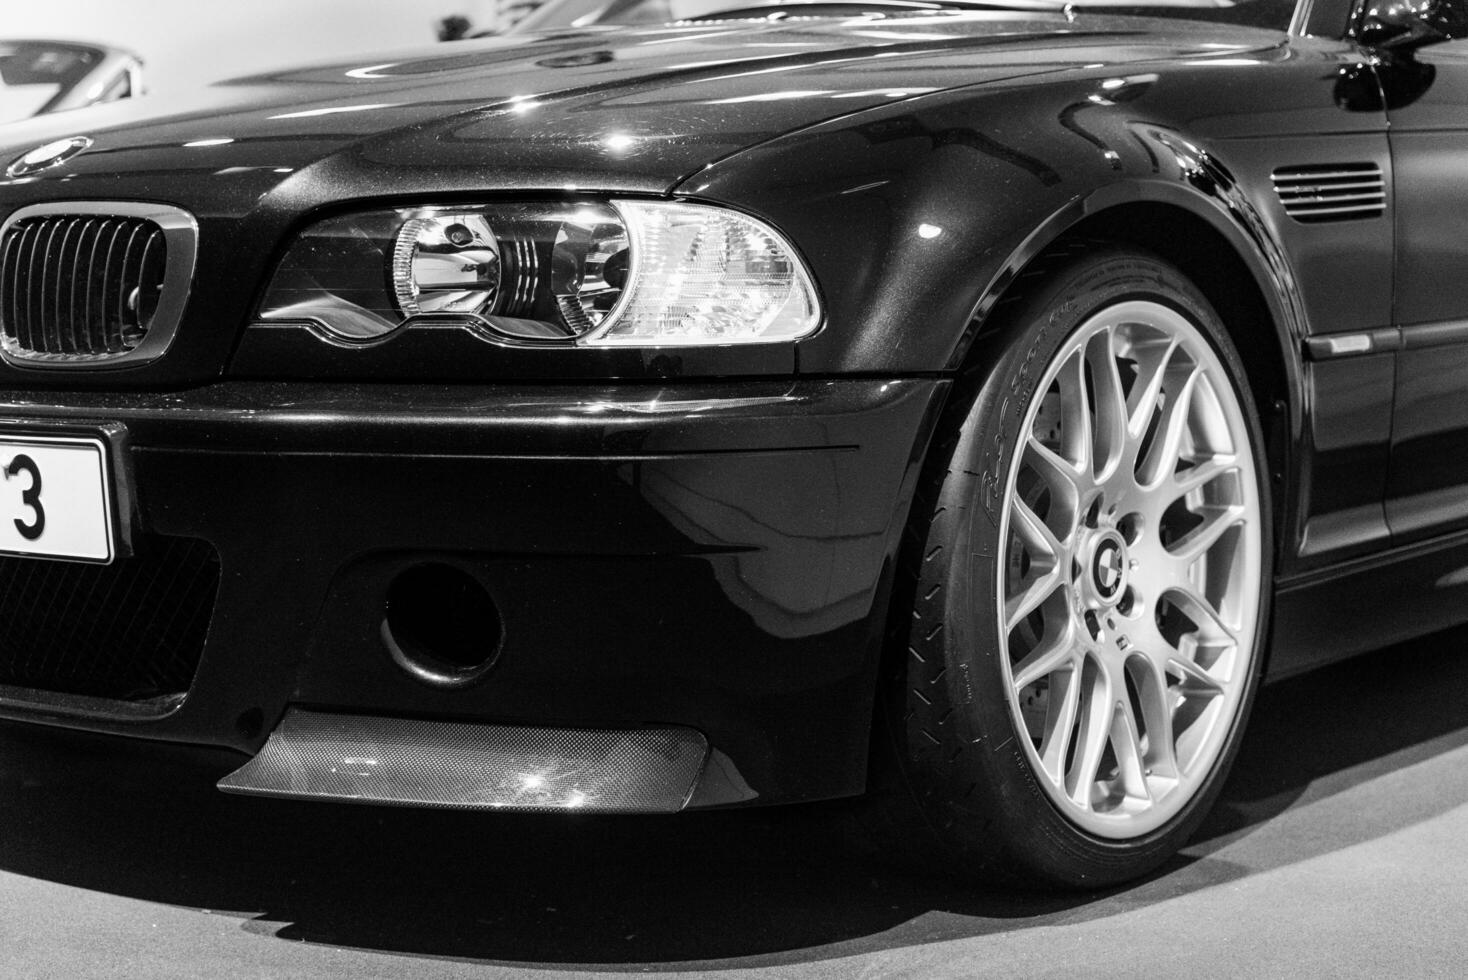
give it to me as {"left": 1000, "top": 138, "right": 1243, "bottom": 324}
{"left": 882, "top": 246, "right": 1271, "bottom": 887}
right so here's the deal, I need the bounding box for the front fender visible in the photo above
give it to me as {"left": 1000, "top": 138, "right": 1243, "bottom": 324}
{"left": 674, "top": 64, "right": 1336, "bottom": 398}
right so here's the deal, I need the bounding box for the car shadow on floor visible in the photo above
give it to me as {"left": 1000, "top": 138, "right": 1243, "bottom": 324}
{"left": 2, "top": 624, "right": 1468, "bottom": 970}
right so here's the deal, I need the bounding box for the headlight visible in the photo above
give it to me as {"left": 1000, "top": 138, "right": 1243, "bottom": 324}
{"left": 257, "top": 200, "right": 821, "bottom": 347}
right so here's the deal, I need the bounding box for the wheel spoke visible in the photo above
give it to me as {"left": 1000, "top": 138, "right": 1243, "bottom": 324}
{"left": 1167, "top": 503, "right": 1245, "bottom": 564}
{"left": 1006, "top": 496, "right": 1067, "bottom": 630}
{"left": 1167, "top": 652, "right": 1226, "bottom": 699}
{"left": 1134, "top": 657, "right": 1179, "bottom": 779}
{"left": 1110, "top": 695, "right": 1150, "bottom": 802}
{"left": 1025, "top": 436, "right": 1084, "bottom": 503}
{"left": 1171, "top": 453, "right": 1238, "bottom": 498}
{"left": 1038, "top": 667, "right": 1082, "bottom": 784}
{"left": 1011, "top": 495, "right": 1062, "bottom": 561}
{"left": 1137, "top": 363, "right": 1201, "bottom": 488}
{"left": 1066, "top": 667, "right": 1112, "bottom": 808}
{"left": 1167, "top": 584, "right": 1237, "bottom": 643}
{"left": 1089, "top": 330, "right": 1129, "bottom": 479}
{"left": 1005, "top": 567, "right": 1063, "bottom": 632}
{"left": 1126, "top": 337, "right": 1181, "bottom": 438}
{"left": 1059, "top": 350, "right": 1093, "bottom": 476}
{"left": 1012, "top": 628, "right": 1078, "bottom": 691}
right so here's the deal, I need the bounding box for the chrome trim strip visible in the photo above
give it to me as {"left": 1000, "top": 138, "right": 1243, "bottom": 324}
{"left": 0, "top": 201, "right": 197, "bottom": 370}
{"left": 1319, "top": 333, "right": 1373, "bottom": 356}
{"left": 1273, "top": 172, "right": 1383, "bottom": 184}
{"left": 1304, "top": 328, "right": 1399, "bottom": 360}
{"left": 1306, "top": 320, "right": 1468, "bottom": 360}
{"left": 1282, "top": 201, "right": 1386, "bottom": 217}
{"left": 1399, "top": 318, "right": 1468, "bottom": 351}
{"left": 1276, "top": 188, "right": 1385, "bottom": 200}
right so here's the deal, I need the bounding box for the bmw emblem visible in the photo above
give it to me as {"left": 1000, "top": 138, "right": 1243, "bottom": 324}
{"left": 1092, "top": 536, "right": 1126, "bottom": 601}
{"left": 6, "top": 136, "right": 93, "bottom": 178}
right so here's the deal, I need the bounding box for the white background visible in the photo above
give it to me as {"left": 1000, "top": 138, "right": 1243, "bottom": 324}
{"left": 5, "top": 0, "right": 502, "bottom": 96}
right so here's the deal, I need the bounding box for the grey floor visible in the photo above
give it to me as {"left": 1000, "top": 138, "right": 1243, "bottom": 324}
{"left": 3, "top": 627, "right": 1467, "bottom": 979}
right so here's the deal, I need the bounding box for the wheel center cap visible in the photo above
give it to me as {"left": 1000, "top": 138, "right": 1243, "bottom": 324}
{"left": 1090, "top": 531, "right": 1128, "bottom": 604}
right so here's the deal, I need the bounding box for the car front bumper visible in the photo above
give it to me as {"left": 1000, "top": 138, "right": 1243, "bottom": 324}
{"left": 0, "top": 376, "right": 946, "bottom": 810}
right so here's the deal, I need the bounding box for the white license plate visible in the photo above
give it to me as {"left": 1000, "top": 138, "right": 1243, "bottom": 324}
{"left": 0, "top": 435, "right": 114, "bottom": 563}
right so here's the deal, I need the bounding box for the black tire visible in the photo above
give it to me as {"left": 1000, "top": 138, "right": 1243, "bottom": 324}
{"left": 872, "top": 244, "right": 1273, "bottom": 889}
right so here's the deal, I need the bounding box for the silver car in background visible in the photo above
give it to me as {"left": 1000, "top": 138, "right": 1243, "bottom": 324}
{"left": 0, "top": 40, "right": 142, "bottom": 125}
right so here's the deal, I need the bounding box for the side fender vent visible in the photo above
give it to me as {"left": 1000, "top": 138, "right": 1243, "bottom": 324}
{"left": 1272, "top": 164, "right": 1385, "bottom": 223}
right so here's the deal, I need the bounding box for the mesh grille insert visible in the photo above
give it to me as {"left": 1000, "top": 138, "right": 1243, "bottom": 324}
{"left": 0, "top": 534, "right": 220, "bottom": 703}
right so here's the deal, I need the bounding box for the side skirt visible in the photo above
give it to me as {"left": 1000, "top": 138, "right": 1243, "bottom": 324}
{"left": 1270, "top": 526, "right": 1468, "bottom": 680}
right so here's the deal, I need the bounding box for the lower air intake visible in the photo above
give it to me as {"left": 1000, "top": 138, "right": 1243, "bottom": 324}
{"left": 219, "top": 708, "right": 710, "bottom": 813}
{"left": 0, "top": 534, "right": 220, "bottom": 708}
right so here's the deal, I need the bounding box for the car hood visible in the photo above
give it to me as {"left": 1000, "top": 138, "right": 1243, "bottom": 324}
{"left": 0, "top": 13, "right": 1279, "bottom": 211}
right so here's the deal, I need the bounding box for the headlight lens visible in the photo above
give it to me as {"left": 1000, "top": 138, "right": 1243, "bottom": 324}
{"left": 257, "top": 200, "right": 820, "bottom": 347}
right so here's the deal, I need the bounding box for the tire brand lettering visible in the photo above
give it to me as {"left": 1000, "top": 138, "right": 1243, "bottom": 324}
{"left": 980, "top": 305, "right": 1063, "bottom": 522}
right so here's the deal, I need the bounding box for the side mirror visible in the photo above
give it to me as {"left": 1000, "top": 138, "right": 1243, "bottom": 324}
{"left": 1358, "top": 0, "right": 1468, "bottom": 52}
{"left": 437, "top": 15, "right": 473, "bottom": 41}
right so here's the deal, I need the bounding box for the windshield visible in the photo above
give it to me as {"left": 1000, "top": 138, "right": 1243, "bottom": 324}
{"left": 508, "top": 0, "right": 1298, "bottom": 34}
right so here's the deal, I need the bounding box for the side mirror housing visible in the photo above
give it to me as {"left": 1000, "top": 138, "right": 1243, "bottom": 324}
{"left": 1358, "top": 0, "right": 1468, "bottom": 52}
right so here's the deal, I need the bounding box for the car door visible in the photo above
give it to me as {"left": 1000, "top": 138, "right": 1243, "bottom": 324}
{"left": 1381, "top": 24, "right": 1468, "bottom": 542}
{"left": 1260, "top": 23, "right": 1397, "bottom": 570}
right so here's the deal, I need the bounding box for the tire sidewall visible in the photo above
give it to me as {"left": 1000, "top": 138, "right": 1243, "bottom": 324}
{"left": 905, "top": 249, "right": 1273, "bottom": 887}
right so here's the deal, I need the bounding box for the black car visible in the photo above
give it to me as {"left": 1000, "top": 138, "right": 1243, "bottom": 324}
{"left": 0, "top": 0, "right": 1462, "bottom": 889}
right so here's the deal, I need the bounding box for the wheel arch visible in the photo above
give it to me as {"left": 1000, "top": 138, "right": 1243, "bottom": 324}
{"left": 862, "top": 244, "right": 1281, "bottom": 883}
{"left": 954, "top": 184, "right": 1302, "bottom": 563}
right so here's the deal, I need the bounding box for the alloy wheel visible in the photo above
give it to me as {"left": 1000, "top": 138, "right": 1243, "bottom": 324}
{"left": 997, "top": 299, "right": 1263, "bottom": 839}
